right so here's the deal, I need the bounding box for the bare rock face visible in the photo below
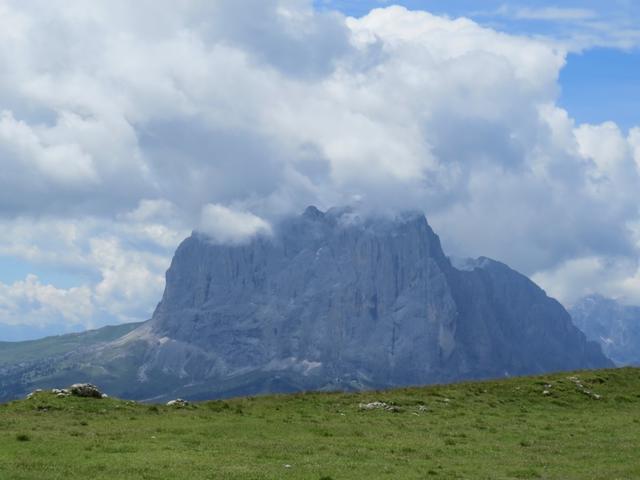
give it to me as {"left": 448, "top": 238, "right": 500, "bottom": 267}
{"left": 146, "top": 207, "right": 460, "bottom": 389}
{"left": 69, "top": 383, "right": 103, "bottom": 398}
{"left": 0, "top": 206, "right": 612, "bottom": 402}
{"left": 108, "top": 206, "right": 610, "bottom": 399}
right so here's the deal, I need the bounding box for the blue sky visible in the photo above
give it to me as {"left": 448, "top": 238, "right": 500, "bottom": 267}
{"left": 560, "top": 48, "right": 640, "bottom": 131}
{"left": 0, "top": 256, "right": 84, "bottom": 289}
{"left": 0, "top": 0, "right": 639, "bottom": 341}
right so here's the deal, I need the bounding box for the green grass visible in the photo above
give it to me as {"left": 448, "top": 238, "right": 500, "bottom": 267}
{"left": 1, "top": 367, "right": 639, "bottom": 479}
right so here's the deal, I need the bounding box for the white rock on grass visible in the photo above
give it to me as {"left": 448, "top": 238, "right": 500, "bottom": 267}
{"left": 358, "top": 401, "right": 400, "bottom": 412}
{"left": 25, "top": 389, "right": 42, "bottom": 399}
{"left": 567, "top": 376, "right": 603, "bottom": 400}
{"left": 69, "top": 383, "right": 104, "bottom": 398}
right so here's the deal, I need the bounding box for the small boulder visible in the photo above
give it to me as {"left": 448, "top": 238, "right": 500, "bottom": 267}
{"left": 358, "top": 401, "right": 400, "bottom": 412}
{"left": 359, "top": 401, "right": 388, "bottom": 410}
{"left": 69, "top": 383, "right": 103, "bottom": 399}
{"left": 25, "top": 389, "right": 43, "bottom": 399}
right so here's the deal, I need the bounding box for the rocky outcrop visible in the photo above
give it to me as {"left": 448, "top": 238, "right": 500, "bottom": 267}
{"left": 0, "top": 206, "right": 612, "bottom": 401}
{"left": 570, "top": 294, "right": 640, "bottom": 366}
{"left": 69, "top": 383, "right": 104, "bottom": 398}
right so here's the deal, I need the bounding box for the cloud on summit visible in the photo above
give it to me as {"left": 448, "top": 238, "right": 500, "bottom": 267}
{"left": 200, "top": 204, "right": 273, "bottom": 245}
{"left": 0, "top": 0, "right": 639, "bottom": 335}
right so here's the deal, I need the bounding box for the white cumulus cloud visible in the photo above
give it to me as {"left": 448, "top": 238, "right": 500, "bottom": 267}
{"left": 0, "top": 275, "right": 93, "bottom": 328}
{"left": 200, "top": 204, "right": 273, "bottom": 245}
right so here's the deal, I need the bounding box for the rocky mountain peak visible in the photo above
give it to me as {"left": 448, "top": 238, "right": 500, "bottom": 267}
{"left": 0, "top": 206, "right": 613, "bottom": 402}
{"left": 570, "top": 295, "right": 640, "bottom": 366}
{"left": 129, "top": 206, "right": 610, "bottom": 400}
{"left": 302, "top": 205, "right": 324, "bottom": 220}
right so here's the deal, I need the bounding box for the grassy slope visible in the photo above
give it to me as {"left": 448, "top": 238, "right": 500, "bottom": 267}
{"left": 0, "top": 323, "right": 143, "bottom": 366}
{"left": 0, "top": 367, "right": 639, "bottom": 480}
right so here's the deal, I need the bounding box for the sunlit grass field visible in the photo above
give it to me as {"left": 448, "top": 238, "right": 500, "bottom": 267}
{"left": 1, "top": 367, "right": 639, "bottom": 479}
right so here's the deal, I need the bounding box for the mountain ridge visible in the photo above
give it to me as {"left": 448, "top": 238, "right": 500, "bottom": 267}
{"left": 570, "top": 294, "right": 640, "bottom": 366}
{"left": 0, "top": 206, "right": 611, "bottom": 402}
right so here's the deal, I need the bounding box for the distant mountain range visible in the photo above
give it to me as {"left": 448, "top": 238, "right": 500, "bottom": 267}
{"left": 0, "top": 207, "right": 611, "bottom": 402}
{"left": 570, "top": 294, "right": 640, "bottom": 366}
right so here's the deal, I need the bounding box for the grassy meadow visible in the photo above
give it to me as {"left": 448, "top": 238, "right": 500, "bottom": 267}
{"left": 1, "top": 367, "right": 639, "bottom": 479}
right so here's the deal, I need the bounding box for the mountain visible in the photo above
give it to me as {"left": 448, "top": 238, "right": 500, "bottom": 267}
{"left": 0, "top": 322, "right": 142, "bottom": 402}
{"left": 0, "top": 207, "right": 611, "bottom": 402}
{"left": 0, "top": 322, "right": 142, "bottom": 366}
{"left": 570, "top": 294, "right": 640, "bottom": 366}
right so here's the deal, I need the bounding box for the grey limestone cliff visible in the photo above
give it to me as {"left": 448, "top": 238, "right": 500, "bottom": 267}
{"left": 0, "top": 207, "right": 612, "bottom": 401}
